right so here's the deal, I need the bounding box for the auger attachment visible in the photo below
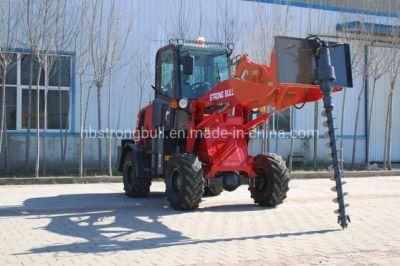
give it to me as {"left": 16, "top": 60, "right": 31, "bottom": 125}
{"left": 312, "top": 38, "right": 351, "bottom": 229}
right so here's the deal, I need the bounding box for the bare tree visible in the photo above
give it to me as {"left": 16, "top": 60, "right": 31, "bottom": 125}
{"left": 22, "top": 0, "right": 62, "bottom": 177}
{"left": 134, "top": 52, "right": 152, "bottom": 113}
{"left": 22, "top": 0, "right": 44, "bottom": 173}
{"left": 88, "top": 0, "right": 116, "bottom": 172}
{"left": 0, "top": 0, "right": 20, "bottom": 172}
{"left": 34, "top": 9, "right": 59, "bottom": 178}
{"left": 366, "top": 45, "right": 386, "bottom": 170}
{"left": 249, "top": 4, "right": 292, "bottom": 157}
{"left": 47, "top": 1, "right": 79, "bottom": 174}
{"left": 350, "top": 38, "right": 373, "bottom": 169}
{"left": 383, "top": 41, "right": 400, "bottom": 170}
{"left": 39, "top": 2, "right": 74, "bottom": 175}
{"left": 313, "top": 102, "right": 318, "bottom": 169}
{"left": 215, "top": 0, "right": 241, "bottom": 44}
{"left": 160, "top": 0, "right": 194, "bottom": 41}
{"left": 339, "top": 32, "right": 364, "bottom": 171}
{"left": 72, "top": 2, "right": 90, "bottom": 178}
{"left": 87, "top": 0, "right": 132, "bottom": 174}
{"left": 113, "top": 72, "right": 130, "bottom": 170}
{"left": 288, "top": 107, "right": 294, "bottom": 172}
{"left": 106, "top": 19, "right": 119, "bottom": 177}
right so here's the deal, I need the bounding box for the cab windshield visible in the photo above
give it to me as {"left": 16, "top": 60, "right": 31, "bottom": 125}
{"left": 180, "top": 48, "right": 229, "bottom": 99}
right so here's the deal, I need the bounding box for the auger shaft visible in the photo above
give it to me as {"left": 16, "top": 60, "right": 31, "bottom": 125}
{"left": 315, "top": 41, "right": 350, "bottom": 229}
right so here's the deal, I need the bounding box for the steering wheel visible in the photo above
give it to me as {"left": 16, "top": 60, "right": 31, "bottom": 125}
{"left": 191, "top": 82, "right": 212, "bottom": 97}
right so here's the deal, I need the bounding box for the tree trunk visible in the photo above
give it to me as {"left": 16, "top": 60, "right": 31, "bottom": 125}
{"left": 289, "top": 107, "right": 294, "bottom": 172}
{"left": 62, "top": 127, "right": 68, "bottom": 172}
{"left": 25, "top": 55, "right": 33, "bottom": 172}
{"left": 386, "top": 86, "right": 394, "bottom": 170}
{"left": 4, "top": 111, "right": 9, "bottom": 173}
{"left": 57, "top": 59, "right": 65, "bottom": 173}
{"left": 383, "top": 98, "right": 390, "bottom": 170}
{"left": 138, "top": 83, "right": 143, "bottom": 114}
{"left": 0, "top": 69, "right": 9, "bottom": 173}
{"left": 313, "top": 101, "right": 318, "bottom": 170}
{"left": 351, "top": 77, "right": 366, "bottom": 169}
{"left": 97, "top": 86, "right": 102, "bottom": 171}
{"left": 42, "top": 81, "right": 47, "bottom": 175}
{"left": 0, "top": 70, "right": 7, "bottom": 155}
{"left": 113, "top": 84, "right": 126, "bottom": 169}
{"left": 61, "top": 78, "right": 71, "bottom": 174}
{"left": 339, "top": 89, "right": 346, "bottom": 171}
{"left": 107, "top": 75, "right": 112, "bottom": 177}
{"left": 35, "top": 65, "right": 42, "bottom": 178}
{"left": 261, "top": 123, "right": 267, "bottom": 154}
{"left": 80, "top": 84, "right": 93, "bottom": 177}
{"left": 79, "top": 75, "right": 84, "bottom": 178}
{"left": 366, "top": 79, "right": 378, "bottom": 171}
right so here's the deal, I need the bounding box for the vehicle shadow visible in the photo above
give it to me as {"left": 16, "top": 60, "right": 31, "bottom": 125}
{"left": 0, "top": 192, "right": 339, "bottom": 255}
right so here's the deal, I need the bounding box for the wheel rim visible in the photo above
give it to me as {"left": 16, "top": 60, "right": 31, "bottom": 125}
{"left": 171, "top": 168, "right": 182, "bottom": 193}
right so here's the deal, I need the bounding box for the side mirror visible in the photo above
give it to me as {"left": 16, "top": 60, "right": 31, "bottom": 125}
{"left": 182, "top": 55, "right": 194, "bottom": 75}
{"left": 151, "top": 84, "right": 156, "bottom": 90}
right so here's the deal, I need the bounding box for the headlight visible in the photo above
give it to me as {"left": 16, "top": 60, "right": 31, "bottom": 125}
{"left": 178, "top": 98, "right": 189, "bottom": 109}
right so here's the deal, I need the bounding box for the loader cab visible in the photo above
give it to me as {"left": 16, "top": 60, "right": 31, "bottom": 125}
{"left": 152, "top": 39, "right": 233, "bottom": 129}
{"left": 154, "top": 40, "right": 233, "bottom": 100}
{"left": 178, "top": 45, "right": 231, "bottom": 99}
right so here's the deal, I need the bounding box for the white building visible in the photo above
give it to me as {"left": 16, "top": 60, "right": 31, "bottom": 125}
{"left": 2, "top": 0, "right": 399, "bottom": 173}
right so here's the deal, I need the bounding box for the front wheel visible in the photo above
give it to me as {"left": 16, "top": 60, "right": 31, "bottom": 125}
{"left": 165, "top": 154, "right": 204, "bottom": 210}
{"left": 250, "top": 153, "right": 289, "bottom": 207}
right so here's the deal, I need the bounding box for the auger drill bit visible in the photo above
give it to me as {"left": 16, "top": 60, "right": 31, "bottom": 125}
{"left": 313, "top": 39, "right": 350, "bottom": 229}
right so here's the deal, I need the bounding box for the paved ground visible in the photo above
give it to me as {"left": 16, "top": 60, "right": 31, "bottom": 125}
{"left": 0, "top": 177, "right": 399, "bottom": 265}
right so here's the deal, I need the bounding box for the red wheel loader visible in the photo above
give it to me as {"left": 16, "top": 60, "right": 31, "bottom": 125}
{"left": 118, "top": 36, "right": 353, "bottom": 228}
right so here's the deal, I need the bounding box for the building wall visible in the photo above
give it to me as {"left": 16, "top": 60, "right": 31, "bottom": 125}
{"left": 248, "top": 0, "right": 400, "bottom": 15}
{"left": 0, "top": 134, "right": 118, "bottom": 172}
{"left": 3, "top": 0, "right": 399, "bottom": 173}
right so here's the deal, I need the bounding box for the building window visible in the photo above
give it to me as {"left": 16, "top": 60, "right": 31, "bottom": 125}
{"left": 0, "top": 51, "right": 72, "bottom": 131}
{"left": 47, "top": 90, "right": 69, "bottom": 129}
{"left": 0, "top": 54, "right": 17, "bottom": 130}
{"left": 6, "top": 87, "right": 17, "bottom": 130}
{"left": 22, "top": 89, "right": 45, "bottom": 129}
{"left": 0, "top": 53, "right": 17, "bottom": 85}
{"left": 269, "top": 109, "right": 291, "bottom": 132}
{"left": 21, "top": 54, "right": 45, "bottom": 86}
{"left": 49, "top": 56, "right": 71, "bottom": 87}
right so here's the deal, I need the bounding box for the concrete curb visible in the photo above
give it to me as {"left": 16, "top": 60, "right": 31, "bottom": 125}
{"left": 0, "top": 171, "right": 399, "bottom": 185}
{"left": 0, "top": 176, "right": 122, "bottom": 185}
{"left": 290, "top": 170, "right": 400, "bottom": 179}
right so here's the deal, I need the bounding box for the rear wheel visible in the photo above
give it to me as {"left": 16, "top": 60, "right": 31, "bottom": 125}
{"left": 250, "top": 153, "right": 289, "bottom": 207}
{"left": 203, "top": 185, "right": 223, "bottom": 197}
{"left": 123, "top": 151, "right": 151, "bottom": 197}
{"left": 165, "top": 154, "right": 204, "bottom": 210}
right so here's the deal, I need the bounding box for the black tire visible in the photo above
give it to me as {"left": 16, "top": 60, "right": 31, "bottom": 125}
{"left": 250, "top": 153, "right": 289, "bottom": 207}
{"left": 123, "top": 151, "right": 151, "bottom": 198}
{"left": 203, "top": 185, "right": 223, "bottom": 197}
{"left": 165, "top": 153, "right": 204, "bottom": 210}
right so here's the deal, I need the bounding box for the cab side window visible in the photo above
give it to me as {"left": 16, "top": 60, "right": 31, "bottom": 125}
{"left": 159, "top": 49, "right": 174, "bottom": 98}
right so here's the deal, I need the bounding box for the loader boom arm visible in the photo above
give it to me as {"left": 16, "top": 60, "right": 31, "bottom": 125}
{"left": 189, "top": 39, "right": 350, "bottom": 229}
{"left": 195, "top": 47, "right": 325, "bottom": 129}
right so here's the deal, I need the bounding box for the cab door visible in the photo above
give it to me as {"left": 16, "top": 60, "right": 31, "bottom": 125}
{"left": 153, "top": 48, "right": 176, "bottom": 129}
